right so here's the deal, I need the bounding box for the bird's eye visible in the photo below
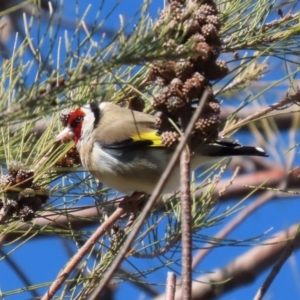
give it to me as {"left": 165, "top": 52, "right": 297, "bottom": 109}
{"left": 76, "top": 116, "right": 83, "bottom": 123}
{"left": 70, "top": 115, "right": 84, "bottom": 128}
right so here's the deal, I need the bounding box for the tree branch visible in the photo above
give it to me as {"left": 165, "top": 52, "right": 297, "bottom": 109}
{"left": 154, "top": 223, "right": 300, "bottom": 300}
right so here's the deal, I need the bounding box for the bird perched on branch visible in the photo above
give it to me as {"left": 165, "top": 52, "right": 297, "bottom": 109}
{"left": 56, "top": 102, "right": 268, "bottom": 195}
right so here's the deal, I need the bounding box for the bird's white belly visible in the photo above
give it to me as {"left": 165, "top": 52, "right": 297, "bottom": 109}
{"left": 80, "top": 143, "right": 216, "bottom": 195}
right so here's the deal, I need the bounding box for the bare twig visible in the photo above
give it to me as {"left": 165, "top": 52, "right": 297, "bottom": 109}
{"left": 180, "top": 148, "right": 192, "bottom": 300}
{"left": 261, "top": 10, "right": 299, "bottom": 31}
{"left": 179, "top": 99, "right": 194, "bottom": 300}
{"left": 166, "top": 272, "right": 176, "bottom": 300}
{"left": 118, "top": 267, "right": 160, "bottom": 298}
{"left": 133, "top": 233, "right": 181, "bottom": 258}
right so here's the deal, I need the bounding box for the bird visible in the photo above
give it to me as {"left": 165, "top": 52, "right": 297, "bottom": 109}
{"left": 55, "top": 102, "right": 268, "bottom": 195}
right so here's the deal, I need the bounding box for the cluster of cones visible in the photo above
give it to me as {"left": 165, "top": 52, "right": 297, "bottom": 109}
{"left": 0, "top": 162, "right": 48, "bottom": 221}
{"left": 148, "top": 0, "right": 228, "bottom": 145}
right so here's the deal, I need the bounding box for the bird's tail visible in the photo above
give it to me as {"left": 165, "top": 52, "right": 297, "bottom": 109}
{"left": 197, "top": 141, "right": 269, "bottom": 158}
{"left": 214, "top": 145, "right": 268, "bottom": 157}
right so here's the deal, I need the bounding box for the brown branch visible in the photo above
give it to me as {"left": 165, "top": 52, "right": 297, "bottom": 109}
{"left": 0, "top": 205, "right": 104, "bottom": 246}
{"left": 2, "top": 168, "right": 298, "bottom": 247}
{"left": 180, "top": 148, "right": 192, "bottom": 300}
{"left": 179, "top": 97, "right": 194, "bottom": 300}
{"left": 154, "top": 223, "right": 300, "bottom": 300}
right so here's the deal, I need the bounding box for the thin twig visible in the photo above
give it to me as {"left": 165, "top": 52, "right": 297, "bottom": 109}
{"left": 71, "top": 239, "right": 160, "bottom": 298}
{"left": 192, "top": 168, "right": 289, "bottom": 270}
{"left": 207, "top": 168, "right": 300, "bottom": 201}
{"left": 254, "top": 229, "right": 300, "bottom": 300}
{"left": 133, "top": 233, "right": 181, "bottom": 258}
{"left": 0, "top": 249, "right": 40, "bottom": 298}
{"left": 41, "top": 206, "right": 126, "bottom": 300}
{"left": 218, "top": 166, "right": 240, "bottom": 197}
{"left": 87, "top": 88, "right": 211, "bottom": 299}
{"left": 191, "top": 190, "right": 276, "bottom": 270}
{"left": 221, "top": 91, "right": 300, "bottom": 136}
{"left": 166, "top": 272, "right": 176, "bottom": 300}
{"left": 118, "top": 267, "right": 160, "bottom": 298}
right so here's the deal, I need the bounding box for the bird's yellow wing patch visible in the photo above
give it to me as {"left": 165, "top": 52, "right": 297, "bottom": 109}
{"left": 131, "top": 131, "right": 163, "bottom": 147}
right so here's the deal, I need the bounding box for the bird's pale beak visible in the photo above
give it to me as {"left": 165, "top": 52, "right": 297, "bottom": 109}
{"left": 55, "top": 127, "right": 75, "bottom": 143}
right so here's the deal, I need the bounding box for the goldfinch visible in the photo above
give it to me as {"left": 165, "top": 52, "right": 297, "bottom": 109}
{"left": 55, "top": 102, "right": 268, "bottom": 195}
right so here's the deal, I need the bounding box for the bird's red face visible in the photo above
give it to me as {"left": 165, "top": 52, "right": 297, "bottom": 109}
{"left": 55, "top": 108, "right": 86, "bottom": 143}
{"left": 67, "top": 108, "right": 86, "bottom": 142}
